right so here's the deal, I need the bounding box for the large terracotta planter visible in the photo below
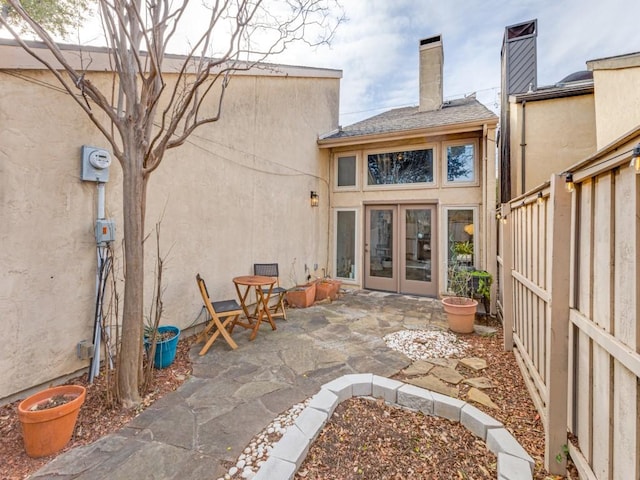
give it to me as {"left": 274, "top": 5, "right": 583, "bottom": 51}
{"left": 17, "top": 385, "right": 86, "bottom": 458}
{"left": 442, "top": 297, "right": 478, "bottom": 334}
{"left": 315, "top": 281, "right": 334, "bottom": 301}
{"left": 286, "top": 283, "right": 316, "bottom": 308}
{"left": 327, "top": 279, "right": 342, "bottom": 300}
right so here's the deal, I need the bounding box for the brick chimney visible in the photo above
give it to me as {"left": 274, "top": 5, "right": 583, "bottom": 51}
{"left": 418, "top": 35, "right": 443, "bottom": 112}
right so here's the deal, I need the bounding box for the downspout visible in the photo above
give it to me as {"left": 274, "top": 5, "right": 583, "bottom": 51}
{"left": 520, "top": 100, "right": 527, "bottom": 194}
{"left": 482, "top": 123, "right": 488, "bottom": 270}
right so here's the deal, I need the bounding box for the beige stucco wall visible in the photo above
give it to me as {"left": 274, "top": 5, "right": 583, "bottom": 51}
{"left": 590, "top": 64, "right": 640, "bottom": 148}
{"left": 0, "top": 66, "right": 339, "bottom": 401}
{"left": 327, "top": 127, "right": 497, "bottom": 297}
{"left": 509, "top": 94, "right": 596, "bottom": 196}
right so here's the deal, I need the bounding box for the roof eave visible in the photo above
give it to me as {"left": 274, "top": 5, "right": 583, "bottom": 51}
{"left": 510, "top": 84, "right": 594, "bottom": 103}
{"left": 0, "top": 38, "right": 342, "bottom": 79}
{"left": 318, "top": 117, "right": 497, "bottom": 148}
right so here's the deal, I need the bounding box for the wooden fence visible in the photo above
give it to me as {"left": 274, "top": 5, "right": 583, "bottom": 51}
{"left": 497, "top": 137, "right": 640, "bottom": 479}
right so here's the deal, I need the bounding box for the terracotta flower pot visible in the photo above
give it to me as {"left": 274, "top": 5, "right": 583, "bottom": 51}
{"left": 327, "top": 279, "right": 342, "bottom": 300}
{"left": 315, "top": 281, "right": 333, "bottom": 301}
{"left": 286, "top": 282, "right": 316, "bottom": 308}
{"left": 17, "top": 385, "right": 86, "bottom": 458}
{"left": 442, "top": 297, "right": 478, "bottom": 334}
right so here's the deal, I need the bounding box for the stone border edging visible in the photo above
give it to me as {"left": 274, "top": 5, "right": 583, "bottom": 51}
{"left": 253, "top": 373, "right": 534, "bottom": 480}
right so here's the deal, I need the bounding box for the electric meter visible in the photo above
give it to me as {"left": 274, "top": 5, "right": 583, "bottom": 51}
{"left": 81, "top": 145, "right": 111, "bottom": 182}
{"left": 89, "top": 150, "right": 111, "bottom": 169}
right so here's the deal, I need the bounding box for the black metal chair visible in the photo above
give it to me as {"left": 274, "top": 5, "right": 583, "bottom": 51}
{"left": 253, "top": 263, "right": 287, "bottom": 320}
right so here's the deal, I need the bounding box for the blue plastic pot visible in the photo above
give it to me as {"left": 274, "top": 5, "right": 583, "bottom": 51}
{"left": 145, "top": 325, "right": 180, "bottom": 369}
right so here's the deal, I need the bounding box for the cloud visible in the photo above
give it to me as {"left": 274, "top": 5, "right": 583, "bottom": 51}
{"left": 62, "top": 0, "right": 640, "bottom": 126}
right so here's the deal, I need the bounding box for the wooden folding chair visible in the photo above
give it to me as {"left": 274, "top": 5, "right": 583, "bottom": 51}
{"left": 195, "top": 273, "right": 242, "bottom": 355}
{"left": 253, "top": 263, "right": 287, "bottom": 320}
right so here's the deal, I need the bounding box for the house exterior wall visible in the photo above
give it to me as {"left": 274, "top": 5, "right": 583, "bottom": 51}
{"left": 0, "top": 63, "right": 339, "bottom": 401}
{"left": 327, "top": 126, "right": 497, "bottom": 297}
{"left": 508, "top": 93, "right": 596, "bottom": 196}
{"left": 588, "top": 56, "right": 640, "bottom": 148}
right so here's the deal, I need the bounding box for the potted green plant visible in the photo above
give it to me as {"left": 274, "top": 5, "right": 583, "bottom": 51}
{"left": 469, "top": 269, "right": 493, "bottom": 315}
{"left": 453, "top": 240, "right": 474, "bottom": 264}
{"left": 441, "top": 264, "right": 478, "bottom": 334}
{"left": 17, "top": 384, "right": 86, "bottom": 458}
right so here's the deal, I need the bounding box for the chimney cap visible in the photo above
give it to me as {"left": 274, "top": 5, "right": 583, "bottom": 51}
{"left": 420, "top": 34, "right": 442, "bottom": 47}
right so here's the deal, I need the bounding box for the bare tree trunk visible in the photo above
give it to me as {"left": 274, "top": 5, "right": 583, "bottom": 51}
{"left": 118, "top": 143, "right": 146, "bottom": 407}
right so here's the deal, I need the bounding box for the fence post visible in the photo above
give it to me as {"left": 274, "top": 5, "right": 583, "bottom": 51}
{"left": 545, "top": 173, "right": 571, "bottom": 474}
{"left": 501, "top": 202, "right": 514, "bottom": 351}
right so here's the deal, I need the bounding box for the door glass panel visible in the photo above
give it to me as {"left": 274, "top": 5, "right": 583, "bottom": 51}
{"left": 405, "top": 209, "right": 431, "bottom": 282}
{"left": 447, "top": 209, "right": 475, "bottom": 291}
{"left": 336, "top": 211, "right": 356, "bottom": 279}
{"left": 369, "top": 209, "right": 393, "bottom": 278}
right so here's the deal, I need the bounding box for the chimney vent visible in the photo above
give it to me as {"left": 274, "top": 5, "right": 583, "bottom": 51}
{"left": 418, "top": 34, "right": 443, "bottom": 112}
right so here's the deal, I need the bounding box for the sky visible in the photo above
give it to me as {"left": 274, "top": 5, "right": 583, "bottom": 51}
{"left": 260, "top": 0, "right": 640, "bottom": 125}
{"left": 4, "top": 0, "right": 639, "bottom": 126}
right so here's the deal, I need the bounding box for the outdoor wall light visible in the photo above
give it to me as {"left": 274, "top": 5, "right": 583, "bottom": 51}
{"left": 496, "top": 211, "right": 502, "bottom": 220}
{"left": 501, "top": 215, "right": 508, "bottom": 225}
{"left": 630, "top": 143, "right": 640, "bottom": 174}
{"left": 537, "top": 192, "right": 544, "bottom": 205}
{"left": 310, "top": 191, "right": 319, "bottom": 207}
{"left": 565, "top": 173, "right": 575, "bottom": 193}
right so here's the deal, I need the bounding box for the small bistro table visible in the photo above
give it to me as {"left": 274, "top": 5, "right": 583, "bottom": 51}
{"left": 232, "top": 275, "right": 277, "bottom": 341}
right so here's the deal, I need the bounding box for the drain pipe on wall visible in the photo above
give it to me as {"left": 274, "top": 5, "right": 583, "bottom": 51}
{"left": 520, "top": 100, "right": 527, "bottom": 195}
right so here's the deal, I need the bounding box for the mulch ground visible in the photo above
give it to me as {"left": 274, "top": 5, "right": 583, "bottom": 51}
{"left": 0, "top": 337, "right": 194, "bottom": 480}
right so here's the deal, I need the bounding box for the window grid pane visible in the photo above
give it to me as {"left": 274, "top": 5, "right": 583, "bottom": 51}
{"left": 337, "top": 156, "right": 356, "bottom": 187}
{"left": 446, "top": 144, "right": 475, "bottom": 182}
{"left": 367, "top": 149, "right": 433, "bottom": 185}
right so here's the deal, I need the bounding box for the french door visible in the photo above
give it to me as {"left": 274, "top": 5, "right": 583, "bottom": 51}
{"left": 364, "top": 204, "right": 437, "bottom": 296}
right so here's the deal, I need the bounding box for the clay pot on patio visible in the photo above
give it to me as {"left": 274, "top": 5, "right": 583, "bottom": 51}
{"left": 327, "top": 279, "right": 342, "bottom": 300}
{"left": 286, "top": 282, "right": 316, "bottom": 308}
{"left": 441, "top": 297, "right": 478, "bottom": 334}
{"left": 17, "top": 384, "right": 86, "bottom": 458}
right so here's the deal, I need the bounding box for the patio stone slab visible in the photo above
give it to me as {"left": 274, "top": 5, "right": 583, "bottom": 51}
{"left": 430, "top": 365, "right": 465, "bottom": 385}
{"left": 402, "top": 360, "right": 434, "bottom": 376}
{"left": 468, "top": 387, "right": 499, "bottom": 409}
{"left": 405, "top": 375, "right": 458, "bottom": 397}
{"left": 460, "top": 357, "right": 488, "bottom": 371}
{"left": 425, "top": 357, "right": 459, "bottom": 369}
{"left": 464, "top": 376, "right": 495, "bottom": 389}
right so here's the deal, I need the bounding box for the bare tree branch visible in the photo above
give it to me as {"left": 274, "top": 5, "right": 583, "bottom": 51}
{"left": 2, "top": 0, "right": 344, "bottom": 407}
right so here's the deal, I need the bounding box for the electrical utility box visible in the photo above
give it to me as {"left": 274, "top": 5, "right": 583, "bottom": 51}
{"left": 81, "top": 145, "right": 112, "bottom": 182}
{"left": 95, "top": 219, "right": 116, "bottom": 244}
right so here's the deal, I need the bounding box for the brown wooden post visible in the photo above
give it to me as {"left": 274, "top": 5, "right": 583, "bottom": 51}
{"left": 545, "top": 173, "right": 571, "bottom": 474}
{"left": 501, "top": 202, "right": 514, "bottom": 351}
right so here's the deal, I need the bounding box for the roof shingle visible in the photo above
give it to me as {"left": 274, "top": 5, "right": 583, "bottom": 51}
{"left": 324, "top": 97, "right": 497, "bottom": 140}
